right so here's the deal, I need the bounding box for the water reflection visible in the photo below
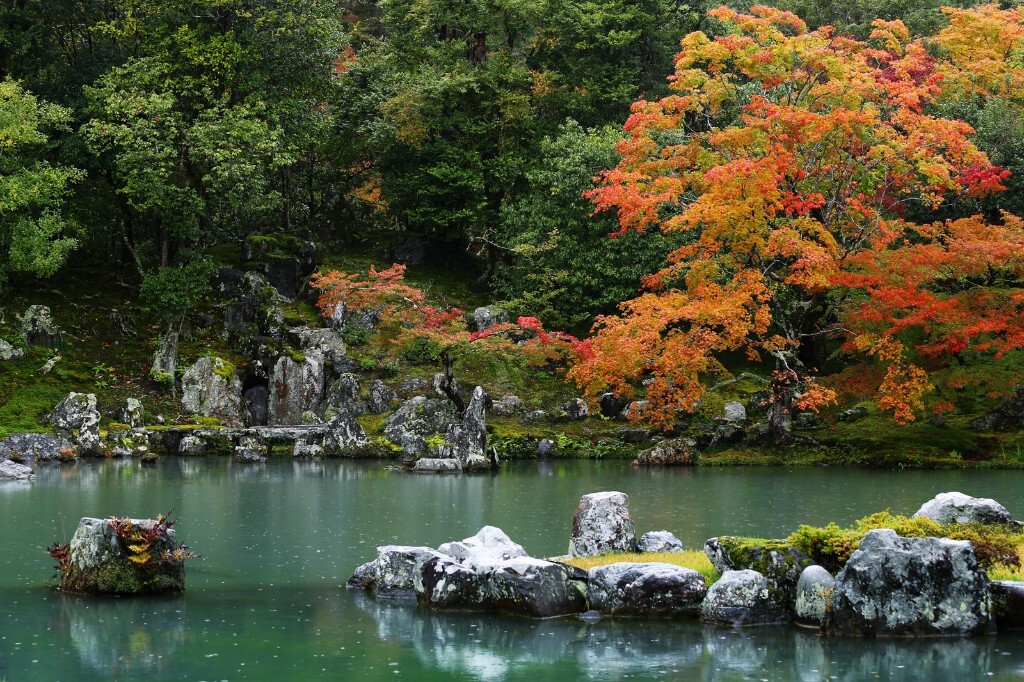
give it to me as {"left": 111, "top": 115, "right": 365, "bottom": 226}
{"left": 59, "top": 594, "right": 189, "bottom": 676}
{"left": 353, "top": 592, "right": 1011, "bottom": 682}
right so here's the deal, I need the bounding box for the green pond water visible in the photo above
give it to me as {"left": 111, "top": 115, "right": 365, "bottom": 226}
{"left": 2, "top": 458, "right": 1024, "bottom": 681}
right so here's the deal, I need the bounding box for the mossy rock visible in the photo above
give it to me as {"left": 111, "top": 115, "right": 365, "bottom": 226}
{"left": 704, "top": 536, "right": 814, "bottom": 602}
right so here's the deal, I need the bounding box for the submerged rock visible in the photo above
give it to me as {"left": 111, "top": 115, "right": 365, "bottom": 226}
{"left": 588, "top": 562, "right": 707, "bottom": 617}
{"left": 912, "top": 491, "right": 1016, "bottom": 525}
{"left": 700, "top": 569, "right": 789, "bottom": 626}
{"left": 569, "top": 491, "right": 637, "bottom": 557}
{"left": 824, "top": 529, "right": 992, "bottom": 636}
{"left": 56, "top": 517, "right": 190, "bottom": 595}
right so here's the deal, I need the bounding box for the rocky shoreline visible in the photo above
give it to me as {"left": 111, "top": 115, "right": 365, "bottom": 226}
{"left": 348, "top": 491, "right": 1024, "bottom": 637}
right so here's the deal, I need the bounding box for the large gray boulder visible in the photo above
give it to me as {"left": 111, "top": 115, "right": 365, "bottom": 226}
{"left": 383, "top": 396, "right": 457, "bottom": 457}
{"left": 181, "top": 357, "right": 243, "bottom": 426}
{"left": 20, "top": 304, "right": 60, "bottom": 347}
{"left": 49, "top": 392, "right": 102, "bottom": 456}
{"left": 912, "top": 491, "right": 1016, "bottom": 525}
{"left": 323, "top": 373, "right": 364, "bottom": 417}
{"left": 322, "top": 410, "right": 369, "bottom": 454}
{"left": 794, "top": 565, "right": 835, "bottom": 626}
{"left": 269, "top": 351, "right": 325, "bottom": 425}
{"left": 0, "top": 338, "right": 24, "bottom": 361}
{"left": 635, "top": 438, "right": 698, "bottom": 466}
{"left": 348, "top": 545, "right": 448, "bottom": 598}
{"left": 0, "top": 433, "right": 73, "bottom": 465}
{"left": 588, "top": 562, "right": 707, "bottom": 617}
{"left": 437, "top": 526, "right": 527, "bottom": 569}
{"left": 479, "top": 557, "right": 588, "bottom": 618}
{"left": 0, "top": 459, "right": 36, "bottom": 481}
{"left": 569, "top": 491, "right": 638, "bottom": 557}
{"left": 704, "top": 536, "right": 814, "bottom": 602}
{"left": 56, "top": 517, "right": 188, "bottom": 595}
{"left": 638, "top": 531, "right": 684, "bottom": 553}
{"left": 700, "top": 569, "right": 789, "bottom": 626}
{"left": 290, "top": 327, "right": 347, "bottom": 367}
{"left": 367, "top": 380, "right": 396, "bottom": 415}
{"left": 824, "top": 529, "right": 992, "bottom": 636}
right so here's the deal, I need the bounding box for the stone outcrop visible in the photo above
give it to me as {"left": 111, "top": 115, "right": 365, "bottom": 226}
{"left": 56, "top": 517, "right": 189, "bottom": 595}
{"left": 49, "top": 392, "right": 102, "bottom": 456}
{"left": 588, "top": 562, "right": 707, "bottom": 617}
{"left": 20, "top": 304, "right": 61, "bottom": 347}
{"left": 437, "top": 386, "right": 492, "bottom": 471}
{"left": 290, "top": 327, "right": 347, "bottom": 367}
{"left": 0, "top": 433, "right": 74, "bottom": 465}
{"left": 704, "top": 536, "right": 814, "bottom": 602}
{"left": 181, "top": 357, "right": 243, "bottom": 426}
{"left": 638, "top": 531, "right": 684, "bottom": 553}
{"left": 269, "top": 351, "right": 325, "bottom": 425}
{"left": 323, "top": 373, "right": 364, "bottom": 417}
{"left": 322, "top": 410, "right": 369, "bottom": 454}
{"left": 794, "top": 565, "right": 834, "bottom": 626}
{"left": 383, "top": 396, "right": 457, "bottom": 457}
{"left": 971, "top": 386, "right": 1024, "bottom": 431}
{"left": 635, "top": 438, "right": 698, "bottom": 466}
{"left": 912, "top": 491, "right": 1017, "bottom": 526}
{"left": 569, "top": 491, "right": 637, "bottom": 557}
{"left": 0, "top": 459, "right": 36, "bottom": 481}
{"left": 700, "top": 569, "right": 789, "bottom": 626}
{"left": 824, "top": 529, "right": 992, "bottom": 636}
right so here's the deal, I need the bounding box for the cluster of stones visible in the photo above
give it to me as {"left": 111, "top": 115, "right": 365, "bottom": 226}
{"left": 349, "top": 490, "right": 1024, "bottom": 637}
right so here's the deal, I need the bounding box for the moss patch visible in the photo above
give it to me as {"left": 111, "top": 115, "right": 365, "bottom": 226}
{"left": 562, "top": 550, "right": 719, "bottom": 585}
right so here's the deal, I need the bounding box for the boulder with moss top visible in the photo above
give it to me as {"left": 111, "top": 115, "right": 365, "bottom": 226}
{"left": 704, "top": 536, "right": 814, "bottom": 603}
{"left": 181, "top": 357, "right": 243, "bottom": 426}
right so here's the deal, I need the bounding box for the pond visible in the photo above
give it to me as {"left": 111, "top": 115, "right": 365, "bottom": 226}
{"left": 2, "top": 459, "right": 1023, "bottom": 681}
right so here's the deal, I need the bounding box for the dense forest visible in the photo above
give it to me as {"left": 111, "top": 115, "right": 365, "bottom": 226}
{"left": 1, "top": 0, "right": 1023, "bottom": 463}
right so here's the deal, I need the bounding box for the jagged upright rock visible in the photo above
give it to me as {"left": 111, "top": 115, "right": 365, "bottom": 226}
{"left": 323, "top": 373, "right": 364, "bottom": 417}
{"left": 367, "top": 380, "right": 396, "bottom": 414}
{"left": 569, "top": 491, "right": 637, "bottom": 557}
{"left": 438, "top": 386, "right": 490, "bottom": 470}
{"left": 149, "top": 328, "right": 179, "bottom": 388}
{"left": 181, "top": 357, "right": 243, "bottom": 426}
{"left": 824, "top": 529, "right": 992, "bottom": 636}
{"left": 912, "top": 491, "right": 1016, "bottom": 525}
{"left": 49, "top": 392, "right": 102, "bottom": 456}
{"left": 120, "top": 398, "right": 144, "bottom": 428}
{"left": 383, "top": 396, "right": 457, "bottom": 457}
{"left": 269, "top": 351, "right": 325, "bottom": 425}
{"left": 322, "top": 410, "right": 369, "bottom": 454}
{"left": 290, "top": 327, "right": 347, "bottom": 367}
{"left": 20, "top": 305, "right": 60, "bottom": 347}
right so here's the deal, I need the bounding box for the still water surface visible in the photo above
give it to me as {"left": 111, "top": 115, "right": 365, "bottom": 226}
{"left": 1, "top": 458, "right": 1023, "bottom": 681}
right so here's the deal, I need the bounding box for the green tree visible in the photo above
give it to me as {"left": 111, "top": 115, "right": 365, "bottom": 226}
{"left": 0, "top": 80, "right": 84, "bottom": 286}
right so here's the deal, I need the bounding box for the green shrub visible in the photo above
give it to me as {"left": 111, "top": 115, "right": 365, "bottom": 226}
{"left": 341, "top": 326, "right": 370, "bottom": 347}
{"left": 359, "top": 358, "right": 377, "bottom": 372}
{"left": 379, "top": 359, "right": 400, "bottom": 378}
{"left": 401, "top": 336, "right": 441, "bottom": 365}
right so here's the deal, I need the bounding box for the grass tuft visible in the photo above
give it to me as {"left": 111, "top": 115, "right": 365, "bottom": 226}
{"left": 561, "top": 550, "right": 719, "bottom": 584}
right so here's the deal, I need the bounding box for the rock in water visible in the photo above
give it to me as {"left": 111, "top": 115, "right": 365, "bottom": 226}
{"left": 703, "top": 536, "right": 814, "bottom": 603}
{"left": 383, "top": 397, "right": 457, "bottom": 457}
{"left": 824, "top": 529, "right": 992, "bottom": 636}
{"left": 794, "top": 565, "right": 835, "bottom": 626}
{"left": 569, "top": 491, "right": 637, "bottom": 557}
{"left": 638, "top": 531, "right": 684, "bottom": 553}
{"left": 0, "top": 460, "right": 36, "bottom": 481}
{"left": 700, "top": 569, "right": 789, "bottom": 626}
{"left": 437, "top": 526, "right": 527, "bottom": 568}
{"left": 438, "top": 386, "right": 489, "bottom": 469}
{"left": 322, "top": 410, "right": 369, "bottom": 454}
{"left": 56, "top": 517, "right": 189, "bottom": 595}
{"left": 912, "top": 491, "right": 1016, "bottom": 525}
{"left": 588, "top": 563, "right": 707, "bottom": 617}
{"left": 635, "top": 438, "right": 698, "bottom": 466}
{"left": 991, "top": 580, "right": 1024, "bottom": 630}
{"left": 181, "top": 357, "right": 243, "bottom": 426}
{"left": 0, "top": 433, "right": 73, "bottom": 465}
{"left": 269, "top": 351, "right": 325, "bottom": 425}
{"left": 20, "top": 305, "right": 61, "bottom": 347}
{"left": 49, "top": 392, "right": 103, "bottom": 456}
{"left": 478, "top": 557, "right": 588, "bottom": 618}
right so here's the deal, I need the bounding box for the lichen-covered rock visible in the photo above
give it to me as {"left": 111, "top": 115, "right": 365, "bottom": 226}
{"left": 723, "top": 401, "right": 747, "bottom": 423}
{"left": 480, "top": 557, "right": 588, "bottom": 618}
{"left": 638, "top": 531, "right": 684, "bottom": 553}
{"left": 290, "top": 327, "right": 347, "bottom": 367}
{"left": 57, "top": 517, "right": 188, "bottom": 594}
{"left": 181, "top": 357, "right": 242, "bottom": 426}
{"left": 0, "top": 338, "right": 24, "bottom": 361}
{"left": 635, "top": 438, "right": 698, "bottom": 466}
{"left": 383, "top": 397, "right": 457, "bottom": 457}
{"left": 569, "top": 491, "right": 637, "bottom": 557}
{"left": 323, "top": 373, "right": 364, "bottom": 417}
{"left": 912, "top": 491, "right": 1016, "bottom": 525}
{"left": 322, "top": 410, "right": 369, "bottom": 454}
{"left": 588, "top": 562, "right": 707, "bottom": 617}
{"left": 269, "top": 351, "right": 325, "bottom": 425}
{"left": 0, "top": 460, "right": 36, "bottom": 481}
{"left": 120, "top": 398, "right": 144, "bottom": 428}
{"left": 412, "top": 458, "right": 461, "bottom": 473}
{"left": 990, "top": 580, "right": 1024, "bottom": 630}
{"left": 794, "top": 565, "right": 835, "bottom": 626}
{"left": 704, "top": 536, "right": 814, "bottom": 602}
{"left": 561, "top": 398, "right": 589, "bottom": 420}
{"left": 149, "top": 329, "right": 179, "bottom": 388}
{"left": 437, "top": 386, "right": 489, "bottom": 468}
{"left": 363, "top": 545, "right": 448, "bottom": 598}
{"left": 178, "top": 435, "right": 206, "bottom": 456}
{"left": 367, "top": 380, "right": 396, "bottom": 415}
{"left": 20, "top": 304, "right": 61, "bottom": 347}
{"left": 491, "top": 395, "right": 522, "bottom": 417}
{"left": 438, "top": 526, "right": 527, "bottom": 569}
{"left": 0, "top": 433, "right": 73, "bottom": 465}
{"left": 700, "top": 570, "right": 789, "bottom": 626}
{"left": 470, "top": 306, "right": 509, "bottom": 332}
{"left": 293, "top": 441, "right": 323, "bottom": 459}
{"left": 824, "top": 529, "right": 992, "bottom": 636}
{"left": 234, "top": 434, "right": 268, "bottom": 463}
{"left": 49, "top": 392, "right": 102, "bottom": 456}
{"left": 417, "top": 555, "right": 486, "bottom": 609}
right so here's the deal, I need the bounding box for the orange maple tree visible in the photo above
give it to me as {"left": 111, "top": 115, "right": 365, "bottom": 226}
{"left": 571, "top": 5, "right": 1021, "bottom": 441}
